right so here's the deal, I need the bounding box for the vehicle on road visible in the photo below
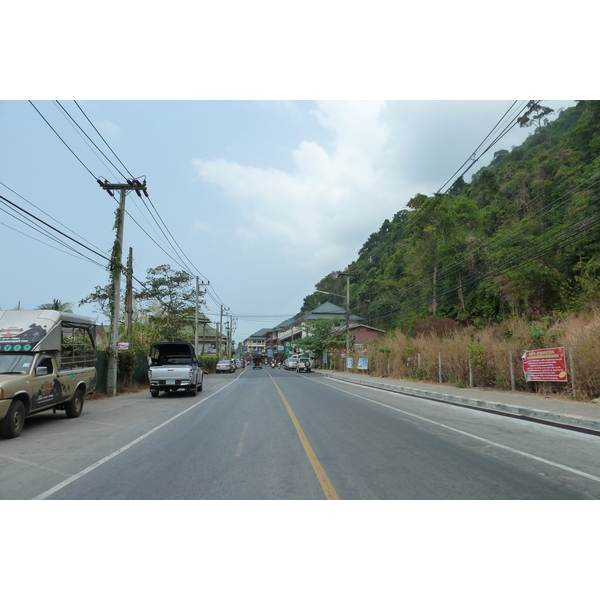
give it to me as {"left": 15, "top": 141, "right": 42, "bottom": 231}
{"left": 216, "top": 359, "right": 236, "bottom": 373}
{"left": 148, "top": 342, "right": 203, "bottom": 396}
{"left": 0, "top": 309, "right": 96, "bottom": 439}
{"left": 286, "top": 358, "right": 298, "bottom": 370}
{"left": 252, "top": 357, "right": 263, "bottom": 369}
{"left": 296, "top": 358, "right": 312, "bottom": 373}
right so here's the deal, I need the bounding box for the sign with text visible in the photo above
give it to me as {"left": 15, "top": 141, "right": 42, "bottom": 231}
{"left": 522, "top": 347, "right": 568, "bottom": 382}
{"left": 358, "top": 357, "right": 368, "bottom": 370}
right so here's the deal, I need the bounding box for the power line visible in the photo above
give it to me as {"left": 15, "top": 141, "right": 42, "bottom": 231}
{"left": 0, "top": 209, "right": 106, "bottom": 268}
{"left": 28, "top": 101, "right": 98, "bottom": 180}
{"left": 0, "top": 179, "right": 108, "bottom": 257}
{"left": 54, "top": 101, "right": 129, "bottom": 181}
{"left": 73, "top": 100, "right": 135, "bottom": 180}
{"left": 27, "top": 100, "right": 239, "bottom": 321}
{"left": 360, "top": 101, "right": 538, "bottom": 269}
{"left": 0, "top": 193, "right": 111, "bottom": 264}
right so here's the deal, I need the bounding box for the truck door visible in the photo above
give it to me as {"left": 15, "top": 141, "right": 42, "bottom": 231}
{"left": 31, "top": 354, "right": 62, "bottom": 410}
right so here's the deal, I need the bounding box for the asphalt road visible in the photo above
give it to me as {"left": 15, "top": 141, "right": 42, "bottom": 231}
{"left": 2, "top": 366, "right": 600, "bottom": 499}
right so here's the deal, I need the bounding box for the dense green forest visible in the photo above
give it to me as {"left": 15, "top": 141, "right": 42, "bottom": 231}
{"left": 301, "top": 101, "right": 600, "bottom": 334}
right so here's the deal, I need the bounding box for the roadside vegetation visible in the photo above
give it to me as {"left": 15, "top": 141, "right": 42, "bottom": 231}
{"left": 302, "top": 102, "right": 600, "bottom": 402}
{"left": 318, "top": 310, "right": 600, "bottom": 402}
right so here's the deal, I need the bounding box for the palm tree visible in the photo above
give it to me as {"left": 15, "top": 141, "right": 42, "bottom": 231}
{"left": 37, "top": 299, "right": 74, "bottom": 313}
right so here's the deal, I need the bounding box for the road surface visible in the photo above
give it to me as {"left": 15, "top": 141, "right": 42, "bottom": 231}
{"left": 2, "top": 367, "right": 600, "bottom": 499}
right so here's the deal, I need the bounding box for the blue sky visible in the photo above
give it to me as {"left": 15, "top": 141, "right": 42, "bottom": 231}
{"left": 0, "top": 99, "right": 576, "bottom": 343}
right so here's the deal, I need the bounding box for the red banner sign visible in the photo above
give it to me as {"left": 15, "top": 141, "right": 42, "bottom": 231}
{"left": 522, "top": 347, "right": 568, "bottom": 382}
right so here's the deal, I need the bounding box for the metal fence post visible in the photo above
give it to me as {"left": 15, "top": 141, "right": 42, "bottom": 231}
{"left": 509, "top": 348, "right": 516, "bottom": 392}
{"left": 468, "top": 357, "right": 473, "bottom": 387}
{"left": 569, "top": 343, "right": 576, "bottom": 399}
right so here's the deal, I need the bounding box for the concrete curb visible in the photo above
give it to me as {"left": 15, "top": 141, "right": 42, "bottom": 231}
{"left": 317, "top": 372, "right": 600, "bottom": 434}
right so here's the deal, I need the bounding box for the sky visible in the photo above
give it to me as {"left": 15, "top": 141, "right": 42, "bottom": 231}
{"left": 0, "top": 99, "right": 576, "bottom": 343}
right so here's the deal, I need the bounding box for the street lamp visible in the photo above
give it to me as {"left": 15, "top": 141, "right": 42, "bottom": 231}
{"left": 316, "top": 288, "right": 351, "bottom": 371}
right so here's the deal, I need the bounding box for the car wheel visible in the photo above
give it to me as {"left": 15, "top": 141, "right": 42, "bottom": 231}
{"left": 150, "top": 389, "right": 159, "bottom": 397}
{"left": 0, "top": 399, "right": 26, "bottom": 438}
{"left": 65, "top": 389, "right": 84, "bottom": 418}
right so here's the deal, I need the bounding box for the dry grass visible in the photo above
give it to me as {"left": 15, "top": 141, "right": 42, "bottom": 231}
{"left": 345, "top": 312, "right": 600, "bottom": 402}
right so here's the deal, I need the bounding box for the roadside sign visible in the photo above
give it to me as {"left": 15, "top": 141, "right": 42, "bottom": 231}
{"left": 522, "top": 347, "right": 568, "bottom": 381}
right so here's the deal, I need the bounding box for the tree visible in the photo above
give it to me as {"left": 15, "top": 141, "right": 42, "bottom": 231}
{"left": 517, "top": 101, "right": 554, "bottom": 132}
{"left": 136, "top": 264, "right": 201, "bottom": 341}
{"left": 37, "top": 299, "right": 74, "bottom": 313}
{"left": 294, "top": 318, "right": 346, "bottom": 360}
{"left": 79, "top": 285, "right": 112, "bottom": 318}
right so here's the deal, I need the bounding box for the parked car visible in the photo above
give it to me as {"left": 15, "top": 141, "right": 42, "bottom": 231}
{"left": 148, "top": 341, "right": 204, "bottom": 397}
{"left": 0, "top": 309, "right": 96, "bottom": 438}
{"left": 216, "top": 359, "right": 236, "bottom": 373}
{"left": 296, "top": 358, "right": 311, "bottom": 373}
{"left": 286, "top": 358, "right": 298, "bottom": 370}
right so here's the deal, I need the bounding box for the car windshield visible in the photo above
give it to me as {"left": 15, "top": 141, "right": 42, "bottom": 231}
{"left": 0, "top": 353, "right": 34, "bottom": 374}
{"left": 217, "top": 360, "right": 229, "bottom": 365}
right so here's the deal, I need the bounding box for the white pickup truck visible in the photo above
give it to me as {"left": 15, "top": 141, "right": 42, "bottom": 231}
{"left": 0, "top": 310, "right": 96, "bottom": 439}
{"left": 148, "top": 341, "right": 204, "bottom": 397}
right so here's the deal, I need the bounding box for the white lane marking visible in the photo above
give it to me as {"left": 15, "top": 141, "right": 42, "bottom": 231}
{"left": 313, "top": 378, "right": 600, "bottom": 485}
{"left": 0, "top": 454, "right": 71, "bottom": 477}
{"left": 235, "top": 421, "right": 249, "bottom": 457}
{"left": 32, "top": 377, "right": 241, "bottom": 500}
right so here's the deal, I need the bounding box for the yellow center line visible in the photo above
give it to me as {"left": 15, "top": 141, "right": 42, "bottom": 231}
{"left": 268, "top": 373, "right": 339, "bottom": 500}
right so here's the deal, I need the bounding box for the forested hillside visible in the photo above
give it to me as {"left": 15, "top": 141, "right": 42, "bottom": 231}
{"left": 302, "top": 101, "right": 600, "bottom": 333}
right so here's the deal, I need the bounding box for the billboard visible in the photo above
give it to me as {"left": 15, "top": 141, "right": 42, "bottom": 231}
{"left": 522, "top": 347, "right": 568, "bottom": 382}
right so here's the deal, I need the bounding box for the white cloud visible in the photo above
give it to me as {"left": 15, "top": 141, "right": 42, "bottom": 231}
{"left": 192, "top": 101, "right": 396, "bottom": 274}
{"left": 99, "top": 119, "right": 121, "bottom": 136}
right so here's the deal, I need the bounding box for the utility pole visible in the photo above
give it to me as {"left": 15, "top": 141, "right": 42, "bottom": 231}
{"left": 194, "top": 277, "right": 208, "bottom": 357}
{"left": 98, "top": 178, "right": 147, "bottom": 397}
{"left": 125, "top": 247, "right": 133, "bottom": 336}
{"left": 219, "top": 306, "right": 224, "bottom": 359}
{"left": 227, "top": 314, "right": 233, "bottom": 358}
{"left": 337, "top": 270, "right": 359, "bottom": 371}
{"left": 346, "top": 274, "right": 350, "bottom": 367}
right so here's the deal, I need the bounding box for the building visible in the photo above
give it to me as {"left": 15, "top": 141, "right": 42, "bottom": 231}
{"left": 243, "top": 328, "right": 270, "bottom": 357}
{"left": 349, "top": 324, "right": 386, "bottom": 347}
{"left": 245, "top": 302, "right": 381, "bottom": 360}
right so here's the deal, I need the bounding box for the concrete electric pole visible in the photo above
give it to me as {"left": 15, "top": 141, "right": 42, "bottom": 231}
{"left": 97, "top": 178, "right": 147, "bottom": 397}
